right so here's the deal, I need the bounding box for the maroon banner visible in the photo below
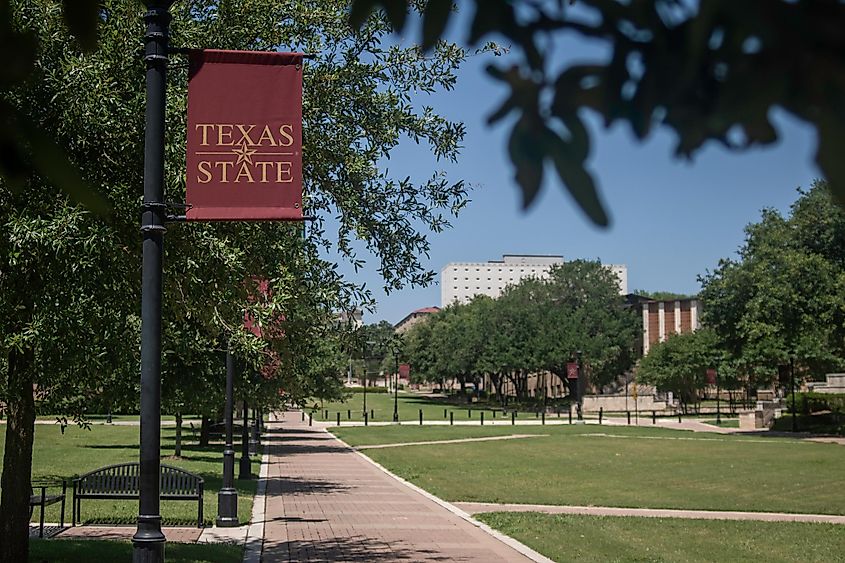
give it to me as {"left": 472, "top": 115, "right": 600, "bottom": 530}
{"left": 706, "top": 368, "right": 717, "bottom": 385}
{"left": 399, "top": 364, "right": 410, "bottom": 379}
{"left": 186, "top": 49, "right": 303, "bottom": 221}
{"left": 566, "top": 362, "right": 579, "bottom": 380}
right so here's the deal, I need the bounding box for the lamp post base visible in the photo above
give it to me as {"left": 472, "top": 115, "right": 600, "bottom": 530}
{"left": 238, "top": 454, "right": 252, "bottom": 480}
{"left": 216, "top": 488, "right": 239, "bottom": 527}
{"left": 132, "top": 515, "right": 165, "bottom": 563}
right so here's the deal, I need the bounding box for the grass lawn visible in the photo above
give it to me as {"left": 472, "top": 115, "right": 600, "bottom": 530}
{"left": 0, "top": 424, "right": 258, "bottom": 526}
{"left": 332, "top": 424, "right": 845, "bottom": 514}
{"left": 476, "top": 512, "right": 845, "bottom": 563}
{"left": 30, "top": 539, "right": 241, "bottom": 563}
{"left": 308, "top": 391, "right": 571, "bottom": 423}
{"left": 701, "top": 418, "right": 740, "bottom": 428}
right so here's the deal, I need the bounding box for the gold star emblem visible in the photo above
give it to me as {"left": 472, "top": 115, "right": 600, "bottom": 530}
{"left": 231, "top": 141, "right": 256, "bottom": 165}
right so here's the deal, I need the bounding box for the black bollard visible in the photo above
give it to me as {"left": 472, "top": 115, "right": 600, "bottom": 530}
{"left": 535, "top": 411, "right": 539, "bottom": 419}
{"left": 347, "top": 409, "right": 351, "bottom": 420}
{"left": 364, "top": 411, "right": 368, "bottom": 427}
{"left": 481, "top": 412, "right": 484, "bottom": 426}
{"left": 450, "top": 411, "right": 453, "bottom": 425}
{"left": 300, "top": 411, "right": 304, "bottom": 422}
{"left": 308, "top": 413, "right": 312, "bottom": 426}
{"left": 599, "top": 407, "right": 603, "bottom": 425}
{"left": 511, "top": 411, "right": 515, "bottom": 425}
{"left": 370, "top": 409, "right": 374, "bottom": 420}
{"left": 468, "top": 409, "right": 471, "bottom": 418}
{"left": 627, "top": 411, "right": 631, "bottom": 425}
{"left": 337, "top": 412, "right": 341, "bottom": 426}
{"left": 542, "top": 411, "right": 545, "bottom": 425}
{"left": 444, "top": 408, "right": 447, "bottom": 419}
{"left": 419, "top": 409, "right": 423, "bottom": 426}
{"left": 493, "top": 410, "right": 496, "bottom": 419}
{"left": 569, "top": 408, "right": 572, "bottom": 425}
{"left": 678, "top": 412, "right": 682, "bottom": 423}
{"left": 652, "top": 410, "right": 656, "bottom": 424}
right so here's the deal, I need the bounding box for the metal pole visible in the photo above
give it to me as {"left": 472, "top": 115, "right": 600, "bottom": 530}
{"left": 239, "top": 400, "right": 251, "bottom": 480}
{"left": 133, "top": 3, "right": 171, "bottom": 561}
{"left": 216, "top": 347, "right": 239, "bottom": 527}
{"left": 393, "top": 352, "right": 399, "bottom": 423}
{"left": 791, "top": 356, "right": 797, "bottom": 432}
{"left": 716, "top": 365, "right": 722, "bottom": 425}
{"left": 576, "top": 350, "right": 584, "bottom": 422}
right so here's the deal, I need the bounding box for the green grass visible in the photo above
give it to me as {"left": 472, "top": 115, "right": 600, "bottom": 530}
{"left": 30, "top": 539, "right": 241, "bottom": 563}
{"left": 701, "top": 418, "right": 740, "bottom": 428}
{"left": 0, "top": 424, "right": 258, "bottom": 526}
{"left": 308, "top": 391, "right": 566, "bottom": 423}
{"left": 476, "top": 512, "right": 845, "bottom": 563}
{"left": 332, "top": 424, "right": 845, "bottom": 514}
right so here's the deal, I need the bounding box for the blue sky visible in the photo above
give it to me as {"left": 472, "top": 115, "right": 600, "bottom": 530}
{"left": 333, "top": 9, "right": 820, "bottom": 325}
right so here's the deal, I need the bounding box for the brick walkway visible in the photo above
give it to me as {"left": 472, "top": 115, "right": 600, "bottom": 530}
{"left": 261, "top": 411, "right": 535, "bottom": 562}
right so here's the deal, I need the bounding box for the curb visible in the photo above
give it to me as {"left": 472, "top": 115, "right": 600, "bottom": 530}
{"left": 243, "top": 436, "right": 271, "bottom": 563}
{"left": 330, "top": 429, "right": 555, "bottom": 563}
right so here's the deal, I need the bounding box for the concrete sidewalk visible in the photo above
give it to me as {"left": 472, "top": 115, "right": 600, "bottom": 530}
{"left": 261, "top": 411, "right": 541, "bottom": 562}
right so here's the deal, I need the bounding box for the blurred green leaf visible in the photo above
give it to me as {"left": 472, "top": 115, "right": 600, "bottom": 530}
{"left": 422, "top": 0, "right": 451, "bottom": 51}
{"left": 62, "top": 0, "right": 99, "bottom": 52}
{"left": 545, "top": 127, "right": 608, "bottom": 227}
{"left": 508, "top": 114, "right": 544, "bottom": 209}
{"left": 19, "top": 117, "right": 112, "bottom": 217}
{"left": 817, "top": 117, "right": 845, "bottom": 208}
{"left": 349, "top": 0, "right": 378, "bottom": 29}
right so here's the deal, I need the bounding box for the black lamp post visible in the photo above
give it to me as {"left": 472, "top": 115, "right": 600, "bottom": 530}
{"left": 216, "top": 346, "right": 239, "bottom": 527}
{"left": 715, "top": 360, "right": 721, "bottom": 425}
{"left": 790, "top": 354, "right": 797, "bottom": 432}
{"left": 239, "top": 399, "right": 251, "bottom": 480}
{"left": 576, "top": 350, "right": 584, "bottom": 422}
{"left": 133, "top": 2, "right": 173, "bottom": 561}
{"left": 393, "top": 347, "right": 400, "bottom": 423}
{"left": 363, "top": 340, "right": 375, "bottom": 419}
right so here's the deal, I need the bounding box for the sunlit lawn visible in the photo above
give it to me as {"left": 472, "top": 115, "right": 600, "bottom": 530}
{"left": 477, "top": 512, "right": 845, "bottom": 563}
{"left": 0, "top": 424, "right": 258, "bottom": 526}
{"left": 332, "top": 424, "right": 845, "bottom": 514}
{"left": 308, "top": 391, "right": 570, "bottom": 423}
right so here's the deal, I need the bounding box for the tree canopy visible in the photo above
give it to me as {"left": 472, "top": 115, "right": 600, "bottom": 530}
{"left": 699, "top": 180, "right": 845, "bottom": 383}
{"left": 403, "top": 260, "right": 640, "bottom": 403}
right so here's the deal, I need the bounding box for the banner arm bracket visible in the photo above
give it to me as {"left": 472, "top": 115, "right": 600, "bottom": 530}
{"left": 168, "top": 47, "right": 317, "bottom": 59}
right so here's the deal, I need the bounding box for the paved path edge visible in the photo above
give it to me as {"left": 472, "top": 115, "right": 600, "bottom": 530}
{"left": 454, "top": 502, "right": 845, "bottom": 524}
{"left": 330, "top": 430, "right": 555, "bottom": 563}
{"left": 243, "top": 441, "right": 270, "bottom": 563}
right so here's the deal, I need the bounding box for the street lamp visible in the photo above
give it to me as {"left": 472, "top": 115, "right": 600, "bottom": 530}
{"left": 216, "top": 345, "right": 239, "bottom": 527}
{"left": 134, "top": 3, "right": 174, "bottom": 561}
{"left": 392, "top": 346, "right": 400, "bottom": 423}
{"left": 715, "top": 359, "right": 721, "bottom": 425}
{"left": 790, "top": 353, "right": 797, "bottom": 432}
{"left": 363, "top": 340, "right": 376, "bottom": 419}
{"left": 576, "top": 350, "right": 584, "bottom": 423}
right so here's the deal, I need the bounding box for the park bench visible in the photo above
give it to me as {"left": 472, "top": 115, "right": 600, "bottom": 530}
{"left": 30, "top": 479, "right": 67, "bottom": 538}
{"left": 72, "top": 463, "right": 204, "bottom": 528}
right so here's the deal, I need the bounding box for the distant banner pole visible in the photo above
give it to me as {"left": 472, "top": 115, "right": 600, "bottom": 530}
{"left": 185, "top": 49, "right": 303, "bottom": 221}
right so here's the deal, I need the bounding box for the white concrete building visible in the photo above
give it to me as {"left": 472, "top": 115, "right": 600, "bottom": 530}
{"left": 440, "top": 255, "right": 628, "bottom": 306}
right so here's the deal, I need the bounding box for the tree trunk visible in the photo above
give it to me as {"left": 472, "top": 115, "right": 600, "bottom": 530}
{"left": 199, "top": 415, "right": 211, "bottom": 446}
{"left": 174, "top": 411, "right": 183, "bottom": 457}
{"left": 0, "top": 348, "right": 36, "bottom": 563}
